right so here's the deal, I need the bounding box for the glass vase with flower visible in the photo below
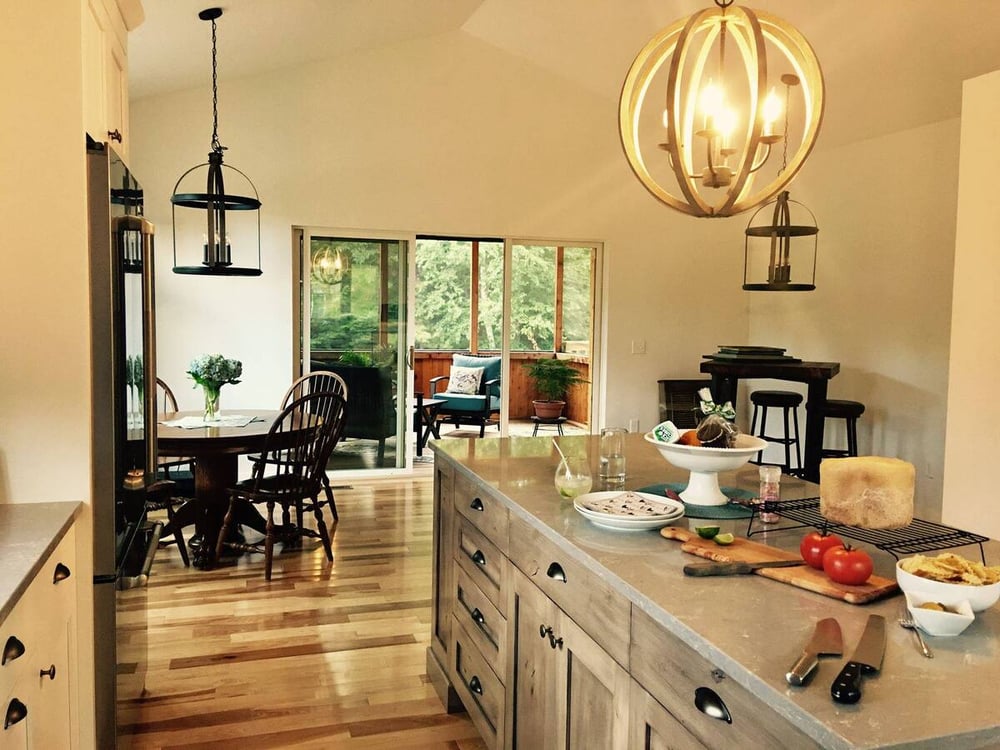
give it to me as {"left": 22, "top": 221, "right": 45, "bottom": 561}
{"left": 187, "top": 354, "right": 243, "bottom": 422}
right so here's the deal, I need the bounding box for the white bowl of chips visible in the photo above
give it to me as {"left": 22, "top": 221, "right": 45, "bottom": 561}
{"left": 896, "top": 554, "right": 1000, "bottom": 612}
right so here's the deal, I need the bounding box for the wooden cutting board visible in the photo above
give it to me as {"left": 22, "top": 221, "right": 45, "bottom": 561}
{"left": 660, "top": 527, "right": 898, "bottom": 605}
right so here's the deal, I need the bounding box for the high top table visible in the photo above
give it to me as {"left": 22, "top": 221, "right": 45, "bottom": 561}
{"left": 700, "top": 359, "right": 840, "bottom": 483}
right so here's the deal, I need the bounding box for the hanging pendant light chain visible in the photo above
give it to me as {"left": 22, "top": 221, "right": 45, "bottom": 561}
{"left": 210, "top": 16, "right": 223, "bottom": 154}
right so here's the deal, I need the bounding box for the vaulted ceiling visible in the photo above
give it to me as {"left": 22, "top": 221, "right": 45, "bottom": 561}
{"left": 130, "top": 0, "right": 1000, "bottom": 151}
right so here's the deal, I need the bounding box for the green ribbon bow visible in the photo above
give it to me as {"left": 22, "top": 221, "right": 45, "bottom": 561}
{"left": 698, "top": 387, "right": 736, "bottom": 421}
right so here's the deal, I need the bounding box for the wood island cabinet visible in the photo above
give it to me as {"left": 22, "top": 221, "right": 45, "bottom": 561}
{"left": 1, "top": 524, "right": 78, "bottom": 749}
{"left": 431, "top": 438, "right": 1000, "bottom": 749}
{"left": 508, "top": 565, "right": 629, "bottom": 749}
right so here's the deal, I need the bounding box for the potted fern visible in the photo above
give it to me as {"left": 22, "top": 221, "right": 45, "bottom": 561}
{"left": 524, "top": 358, "right": 588, "bottom": 419}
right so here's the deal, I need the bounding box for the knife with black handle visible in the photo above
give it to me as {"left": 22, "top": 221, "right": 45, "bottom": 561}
{"left": 831, "top": 615, "right": 886, "bottom": 704}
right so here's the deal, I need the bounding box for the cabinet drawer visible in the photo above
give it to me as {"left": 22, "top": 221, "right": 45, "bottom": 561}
{"left": 631, "top": 608, "right": 820, "bottom": 750}
{"left": 1, "top": 526, "right": 76, "bottom": 694}
{"left": 454, "top": 518, "right": 507, "bottom": 616}
{"left": 508, "top": 513, "right": 629, "bottom": 668}
{"left": 454, "top": 567, "right": 507, "bottom": 673}
{"left": 454, "top": 474, "right": 508, "bottom": 554}
{"left": 449, "top": 617, "right": 505, "bottom": 750}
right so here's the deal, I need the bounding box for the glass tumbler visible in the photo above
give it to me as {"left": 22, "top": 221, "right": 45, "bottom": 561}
{"left": 599, "top": 427, "right": 627, "bottom": 482}
{"left": 554, "top": 457, "right": 593, "bottom": 500}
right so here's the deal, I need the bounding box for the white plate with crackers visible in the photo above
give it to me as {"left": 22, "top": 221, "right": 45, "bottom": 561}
{"left": 574, "top": 491, "right": 684, "bottom": 531}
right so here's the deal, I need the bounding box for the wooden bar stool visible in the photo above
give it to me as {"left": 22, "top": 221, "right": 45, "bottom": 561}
{"left": 749, "top": 390, "right": 803, "bottom": 474}
{"left": 808, "top": 399, "right": 865, "bottom": 458}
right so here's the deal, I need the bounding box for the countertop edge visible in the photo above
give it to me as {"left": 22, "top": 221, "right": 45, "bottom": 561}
{"left": 0, "top": 501, "right": 83, "bottom": 624}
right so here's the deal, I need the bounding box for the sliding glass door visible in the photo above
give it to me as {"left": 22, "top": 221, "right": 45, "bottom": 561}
{"left": 295, "top": 228, "right": 411, "bottom": 471}
{"left": 413, "top": 237, "right": 602, "bottom": 436}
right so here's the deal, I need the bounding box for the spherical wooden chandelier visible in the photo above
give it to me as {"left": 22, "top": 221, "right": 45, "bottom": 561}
{"left": 619, "top": 0, "right": 824, "bottom": 218}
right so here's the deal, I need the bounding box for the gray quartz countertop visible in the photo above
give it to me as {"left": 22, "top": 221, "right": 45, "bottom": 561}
{"left": 434, "top": 433, "right": 1000, "bottom": 750}
{"left": 0, "top": 501, "right": 81, "bottom": 623}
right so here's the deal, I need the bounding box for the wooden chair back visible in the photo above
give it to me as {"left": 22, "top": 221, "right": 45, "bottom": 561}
{"left": 281, "top": 371, "right": 348, "bottom": 408}
{"left": 156, "top": 377, "right": 179, "bottom": 413}
{"left": 249, "top": 391, "right": 348, "bottom": 499}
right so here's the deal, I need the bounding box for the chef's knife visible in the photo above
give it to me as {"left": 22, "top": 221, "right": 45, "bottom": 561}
{"left": 682, "top": 559, "right": 806, "bottom": 577}
{"left": 786, "top": 618, "right": 843, "bottom": 685}
{"left": 831, "top": 614, "right": 886, "bottom": 704}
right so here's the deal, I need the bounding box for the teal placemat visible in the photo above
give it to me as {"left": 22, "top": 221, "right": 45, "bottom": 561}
{"left": 637, "top": 483, "right": 756, "bottom": 520}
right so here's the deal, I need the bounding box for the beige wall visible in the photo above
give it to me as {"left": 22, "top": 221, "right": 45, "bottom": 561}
{"left": 943, "top": 70, "right": 1000, "bottom": 539}
{"left": 131, "top": 30, "right": 747, "bottom": 429}
{"left": 133, "top": 28, "right": 968, "bottom": 525}
{"left": 0, "top": 0, "right": 98, "bottom": 745}
{"left": 748, "top": 119, "right": 961, "bottom": 522}
{"left": 0, "top": 0, "right": 93, "bottom": 504}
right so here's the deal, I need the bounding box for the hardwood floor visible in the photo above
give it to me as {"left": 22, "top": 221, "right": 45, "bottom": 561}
{"left": 119, "top": 471, "right": 488, "bottom": 749}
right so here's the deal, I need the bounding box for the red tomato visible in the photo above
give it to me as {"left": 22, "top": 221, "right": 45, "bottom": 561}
{"left": 822, "top": 545, "right": 873, "bottom": 585}
{"left": 799, "top": 531, "right": 844, "bottom": 570}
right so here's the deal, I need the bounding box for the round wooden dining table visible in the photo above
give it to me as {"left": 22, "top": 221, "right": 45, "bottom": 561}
{"left": 157, "top": 410, "right": 281, "bottom": 568}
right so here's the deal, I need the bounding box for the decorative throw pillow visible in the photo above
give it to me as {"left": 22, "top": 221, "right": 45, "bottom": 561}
{"left": 447, "top": 366, "right": 484, "bottom": 395}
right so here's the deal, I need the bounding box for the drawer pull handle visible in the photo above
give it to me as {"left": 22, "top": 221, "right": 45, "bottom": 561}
{"left": 549, "top": 632, "right": 564, "bottom": 650}
{"left": 107, "top": 129, "right": 123, "bottom": 143}
{"left": 4, "top": 698, "right": 27, "bottom": 730}
{"left": 53, "top": 562, "right": 71, "bottom": 584}
{"left": 471, "top": 550, "right": 487, "bottom": 567}
{"left": 539, "top": 624, "right": 553, "bottom": 639}
{"left": 470, "top": 607, "right": 486, "bottom": 627}
{"left": 470, "top": 497, "right": 484, "bottom": 512}
{"left": 468, "top": 675, "right": 483, "bottom": 695}
{"left": 546, "top": 562, "right": 567, "bottom": 582}
{"left": 2, "top": 636, "right": 25, "bottom": 666}
{"left": 40, "top": 664, "right": 56, "bottom": 680}
{"left": 694, "top": 687, "right": 732, "bottom": 724}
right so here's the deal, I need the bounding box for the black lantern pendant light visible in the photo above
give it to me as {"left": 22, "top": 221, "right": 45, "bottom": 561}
{"left": 742, "top": 74, "right": 819, "bottom": 291}
{"left": 171, "top": 7, "right": 262, "bottom": 277}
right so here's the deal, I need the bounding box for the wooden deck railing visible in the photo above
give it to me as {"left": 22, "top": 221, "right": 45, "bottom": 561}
{"left": 414, "top": 351, "right": 590, "bottom": 424}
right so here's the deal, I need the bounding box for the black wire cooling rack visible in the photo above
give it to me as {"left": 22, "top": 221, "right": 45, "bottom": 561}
{"left": 743, "top": 496, "right": 990, "bottom": 562}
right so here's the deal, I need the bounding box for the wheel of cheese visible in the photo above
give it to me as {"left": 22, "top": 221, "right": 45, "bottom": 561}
{"left": 819, "top": 456, "right": 915, "bottom": 529}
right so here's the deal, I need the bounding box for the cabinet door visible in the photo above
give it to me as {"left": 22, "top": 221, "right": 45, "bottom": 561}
{"left": 509, "top": 566, "right": 561, "bottom": 749}
{"left": 431, "top": 461, "right": 456, "bottom": 658}
{"left": 28, "top": 621, "right": 73, "bottom": 750}
{"left": 508, "top": 566, "right": 629, "bottom": 750}
{"left": 629, "top": 679, "right": 706, "bottom": 750}
{"left": 557, "top": 612, "right": 629, "bottom": 750}
{"left": 105, "top": 33, "right": 129, "bottom": 157}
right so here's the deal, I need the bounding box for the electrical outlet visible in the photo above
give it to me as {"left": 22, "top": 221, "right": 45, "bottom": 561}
{"left": 631, "top": 339, "right": 646, "bottom": 355}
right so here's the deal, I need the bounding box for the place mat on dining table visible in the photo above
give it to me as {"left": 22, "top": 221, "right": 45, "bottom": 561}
{"left": 635, "top": 483, "right": 756, "bottom": 519}
{"left": 159, "top": 415, "right": 266, "bottom": 429}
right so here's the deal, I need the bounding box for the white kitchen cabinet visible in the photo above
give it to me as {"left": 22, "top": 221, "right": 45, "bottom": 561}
{"left": 0, "top": 524, "right": 78, "bottom": 749}
{"left": 81, "top": 0, "right": 140, "bottom": 158}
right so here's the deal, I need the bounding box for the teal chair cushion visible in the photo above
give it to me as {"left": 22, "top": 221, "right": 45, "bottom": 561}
{"left": 437, "top": 393, "right": 488, "bottom": 415}
{"left": 452, "top": 355, "right": 500, "bottom": 388}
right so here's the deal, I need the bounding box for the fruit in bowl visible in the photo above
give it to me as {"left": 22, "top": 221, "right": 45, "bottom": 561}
{"left": 895, "top": 553, "right": 1000, "bottom": 612}
{"left": 644, "top": 430, "right": 767, "bottom": 506}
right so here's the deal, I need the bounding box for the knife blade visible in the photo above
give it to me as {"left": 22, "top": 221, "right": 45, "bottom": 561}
{"left": 786, "top": 618, "right": 843, "bottom": 685}
{"left": 682, "top": 559, "right": 806, "bottom": 577}
{"left": 831, "top": 614, "right": 886, "bottom": 704}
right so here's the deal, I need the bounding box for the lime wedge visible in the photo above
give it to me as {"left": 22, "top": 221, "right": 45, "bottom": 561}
{"left": 695, "top": 525, "right": 721, "bottom": 539}
{"left": 713, "top": 533, "right": 735, "bottom": 546}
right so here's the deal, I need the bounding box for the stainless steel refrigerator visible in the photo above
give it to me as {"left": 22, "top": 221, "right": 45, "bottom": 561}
{"left": 87, "top": 137, "right": 162, "bottom": 749}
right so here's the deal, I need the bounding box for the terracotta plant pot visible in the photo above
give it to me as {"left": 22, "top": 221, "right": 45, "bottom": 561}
{"left": 533, "top": 400, "right": 566, "bottom": 419}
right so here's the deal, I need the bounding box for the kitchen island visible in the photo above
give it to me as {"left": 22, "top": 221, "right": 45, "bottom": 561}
{"left": 428, "top": 433, "right": 1000, "bottom": 749}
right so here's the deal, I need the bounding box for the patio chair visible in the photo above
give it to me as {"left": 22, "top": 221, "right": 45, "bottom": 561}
{"left": 429, "top": 354, "right": 501, "bottom": 437}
